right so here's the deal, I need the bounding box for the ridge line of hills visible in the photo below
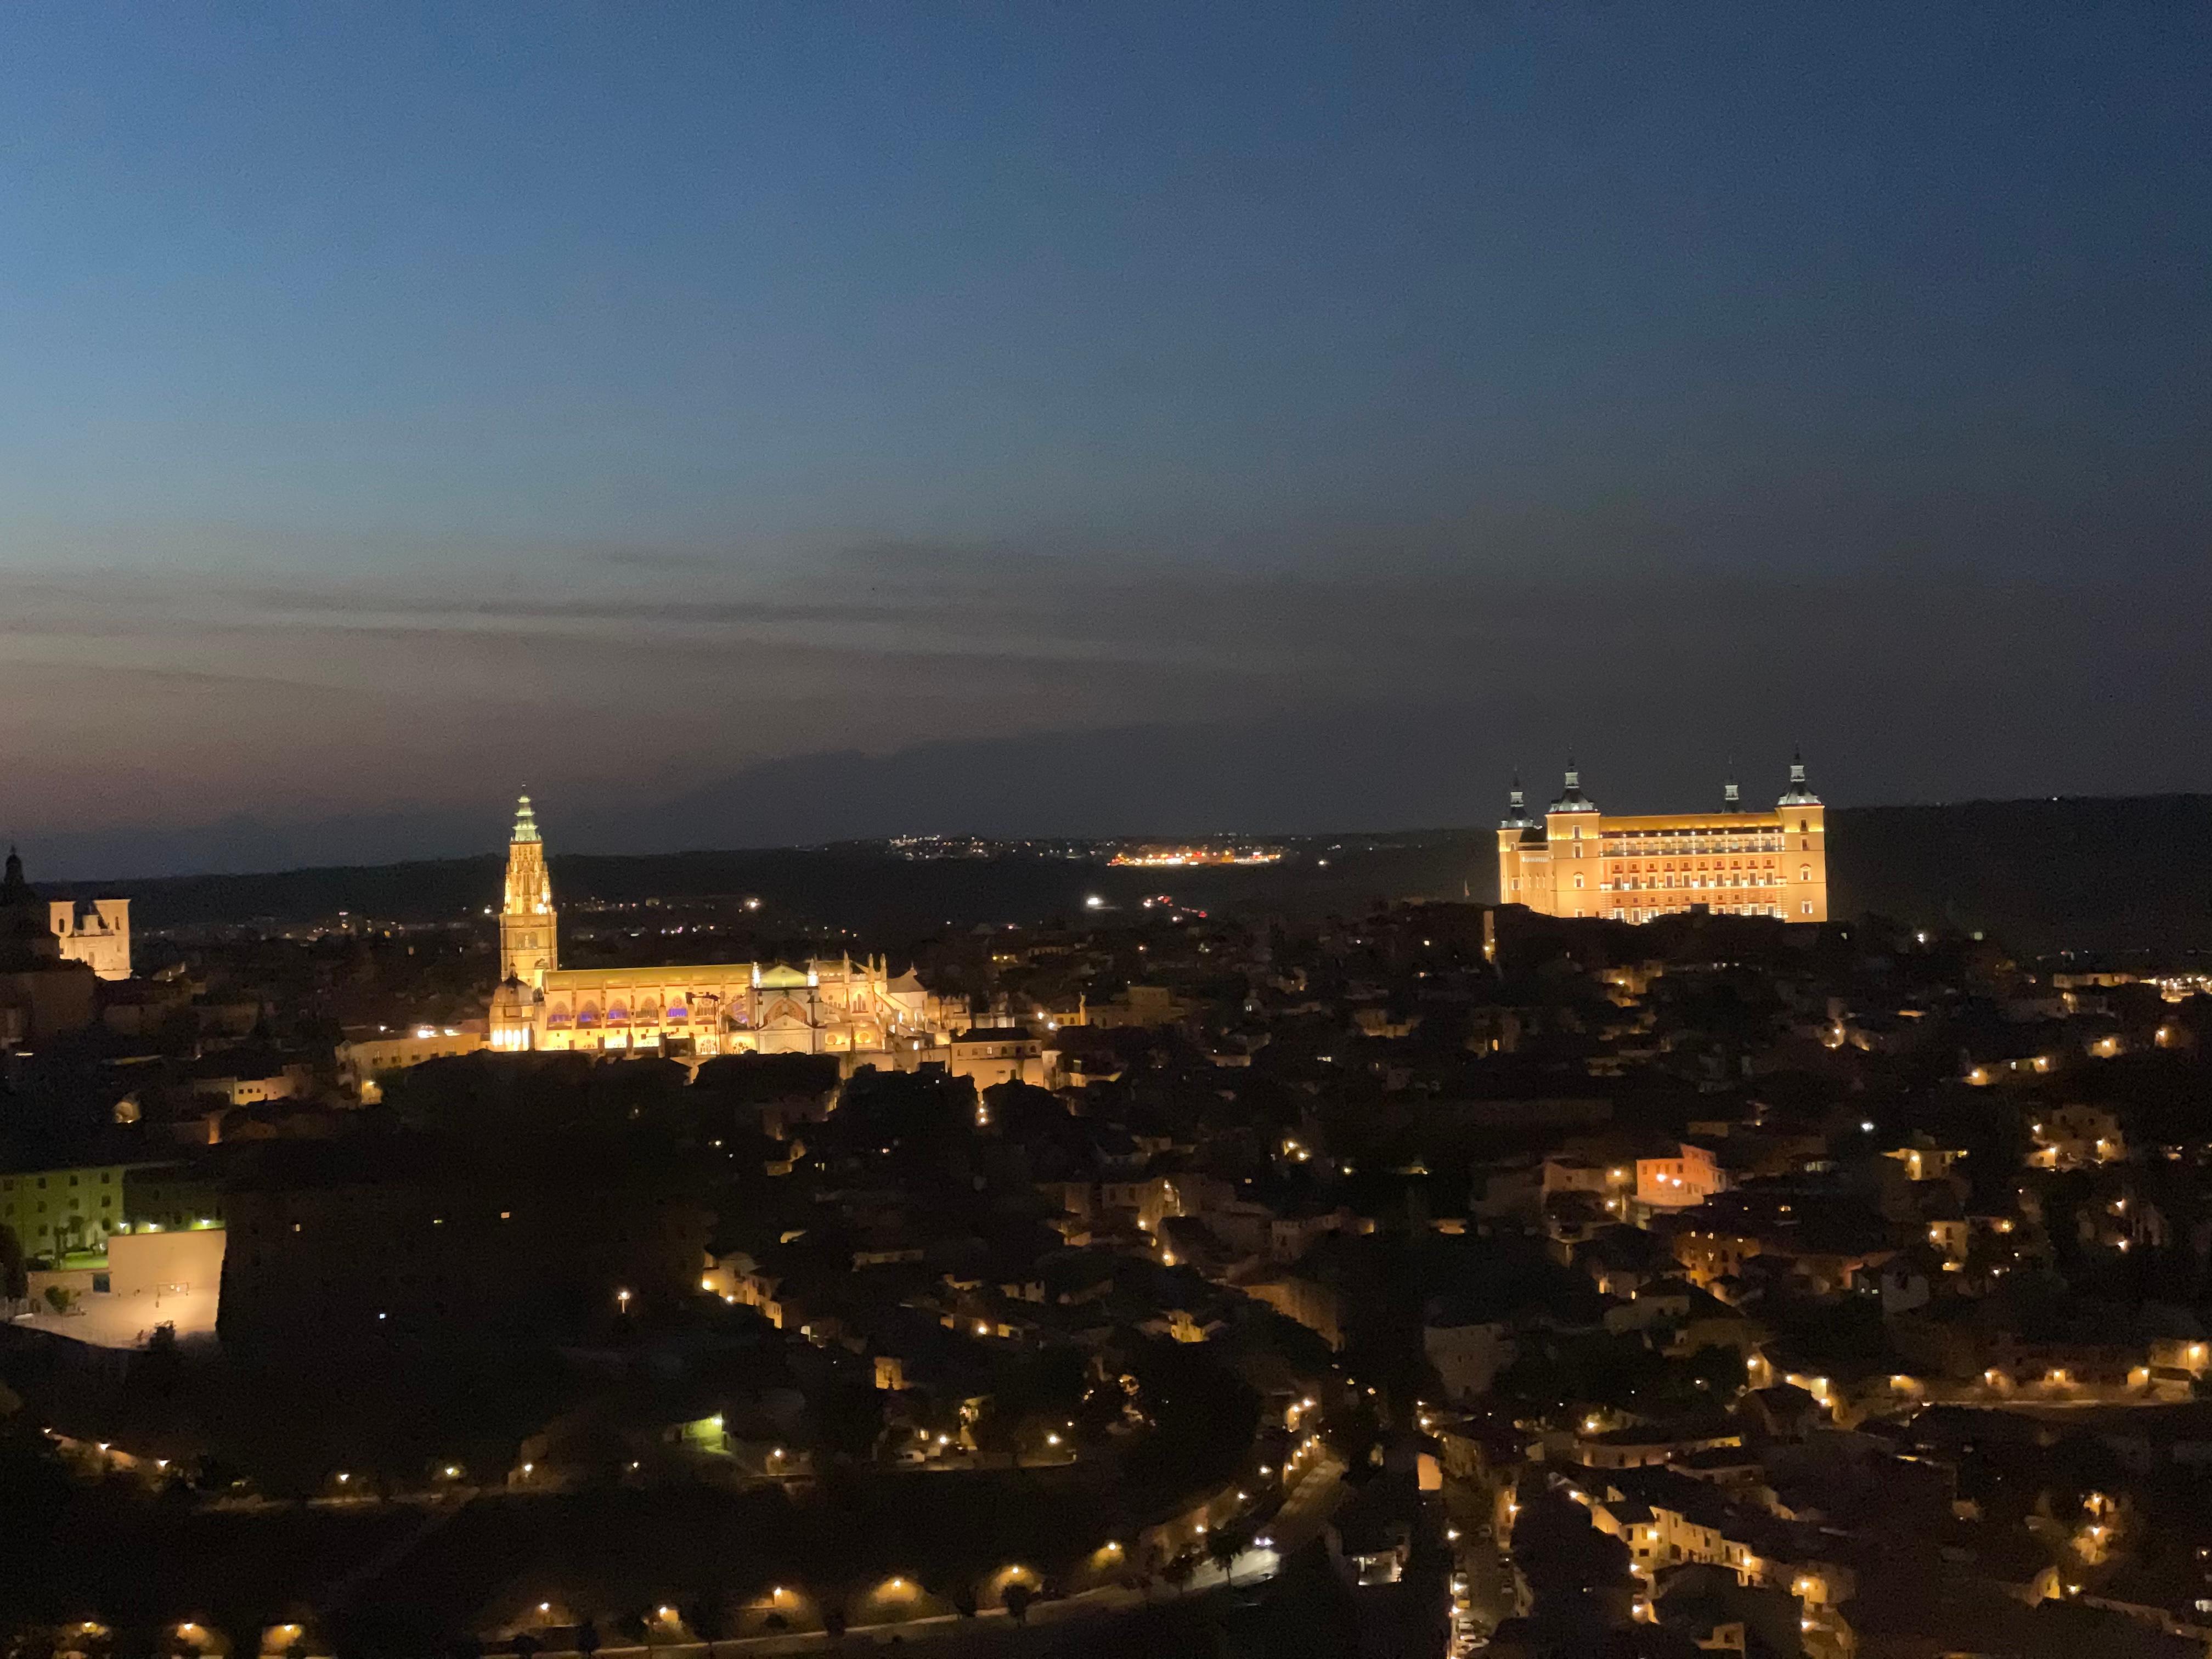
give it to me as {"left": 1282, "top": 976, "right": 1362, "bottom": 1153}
{"left": 33, "top": 793, "right": 2212, "bottom": 954}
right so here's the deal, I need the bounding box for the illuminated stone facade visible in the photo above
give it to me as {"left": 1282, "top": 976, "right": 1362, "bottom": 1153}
{"left": 486, "top": 799, "right": 943, "bottom": 1059}
{"left": 1497, "top": 757, "right": 1828, "bottom": 924}
{"left": 50, "top": 898, "right": 131, "bottom": 980}
{"left": 517, "top": 958, "right": 936, "bottom": 1058}
{"left": 498, "top": 795, "right": 557, "bottom": 988}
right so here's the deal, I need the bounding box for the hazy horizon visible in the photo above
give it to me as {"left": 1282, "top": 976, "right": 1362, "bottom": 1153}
{"left": 20, "top": 712, "right": 2209, "bottom": 885}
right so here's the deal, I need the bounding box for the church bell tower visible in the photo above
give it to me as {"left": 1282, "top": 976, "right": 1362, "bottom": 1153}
{"left": 499, "top": 793, "right": 558, "bottom": 989}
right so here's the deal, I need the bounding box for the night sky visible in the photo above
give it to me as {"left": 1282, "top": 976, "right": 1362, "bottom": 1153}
{"left": 3, "top": 3, "right": 2206, "bottom": 874}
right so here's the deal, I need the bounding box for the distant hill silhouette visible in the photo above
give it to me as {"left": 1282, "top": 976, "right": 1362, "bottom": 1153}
{"left": 41, "top": 794, "right": 2212, "bottom": 955}
{"left": 1825, "top": 794, "right": 2212, "bottom": 954}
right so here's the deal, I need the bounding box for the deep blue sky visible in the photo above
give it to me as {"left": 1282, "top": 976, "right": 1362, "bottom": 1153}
{"left": 2, "top": 2, "right": 2207, "bottom": 873}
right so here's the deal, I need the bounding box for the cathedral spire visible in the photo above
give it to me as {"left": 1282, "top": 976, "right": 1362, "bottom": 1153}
{"left": 499, "top": 792, "right": 557, "bottom": 989}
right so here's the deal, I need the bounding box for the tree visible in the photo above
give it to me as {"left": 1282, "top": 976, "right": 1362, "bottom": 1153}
{"left": 1161, "top": 1554, "right": 1197, "bottom": 1599}
{"left": 1513, "top": 1488, "right": 1639, "bottom": 1656}
{"left": 810, "top": 1378, "right": 887, "bottom": 1464}
{"left": 686, "top": 1589, "right": 730, "bottom": 1643}
{"left": 43, "top": 1285, "right": 75, "bottom": 1315}
{"left": 128, "top": 1323, "right": 184, "bottom": 1399}
{"left": 0, "top": 1222, "right": 25, "bottom": 1299}
{"left": 1207, "top": 1527, "right": 1241, "bottom": 1586}
{"left": 573, "top": 1618, "right": 600, "bottom": 1656}
{"left": 1001, "top": 1582, "right": 1035, "bottom": 1624}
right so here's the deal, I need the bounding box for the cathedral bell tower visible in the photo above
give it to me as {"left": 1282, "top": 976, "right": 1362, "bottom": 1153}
{"left": 499, "top": 793, "right": 558, "bottom": 989}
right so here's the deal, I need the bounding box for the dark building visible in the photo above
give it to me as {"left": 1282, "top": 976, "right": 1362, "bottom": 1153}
{"left": 0, "top": 850, "right": 98, "bottom": 1048}
{"left": 217, "top": 1135, "right": 712, "bottom": 1344}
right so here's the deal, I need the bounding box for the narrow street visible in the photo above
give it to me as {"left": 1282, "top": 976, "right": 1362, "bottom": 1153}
{"left": 1440, "top": 1481, "right": 1514, "bottom": 1654}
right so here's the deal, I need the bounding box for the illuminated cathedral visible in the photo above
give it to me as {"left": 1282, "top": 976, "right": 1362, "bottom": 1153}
{"left": 486, "top": 797, "right": 943, "bottom": 1058}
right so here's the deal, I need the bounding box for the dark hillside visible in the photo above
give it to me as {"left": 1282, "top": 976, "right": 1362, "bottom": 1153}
{"left": 37, "top": 795, "right": 2212, "bottom": 955}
